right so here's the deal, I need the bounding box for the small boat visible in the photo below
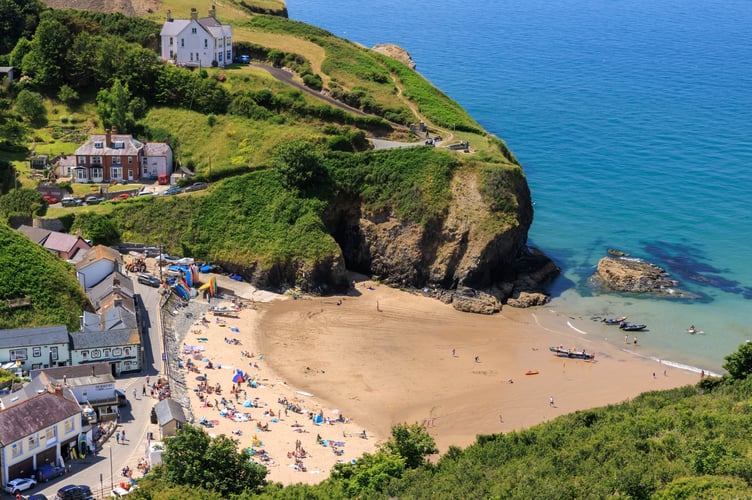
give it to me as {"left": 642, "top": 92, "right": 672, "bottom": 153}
{"left": 619, "top": 323, "right": 647, "bottom": 331}
{"left": 549, "top": 346, "right": 595, "bottom": 360}
{"left": 602, "top": 316, "right": 627, "bottom": 325}
{"left": 525, "top": 370, "right": 540, "bottom": 375}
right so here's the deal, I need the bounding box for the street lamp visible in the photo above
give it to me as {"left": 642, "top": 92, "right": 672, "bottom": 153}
{"left": 109, "top": 446, "right": 114, "bottom": 491}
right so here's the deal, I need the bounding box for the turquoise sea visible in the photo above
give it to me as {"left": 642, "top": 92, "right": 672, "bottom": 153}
{"left": 289, "top": 0, "right": 752, "bottom": 372}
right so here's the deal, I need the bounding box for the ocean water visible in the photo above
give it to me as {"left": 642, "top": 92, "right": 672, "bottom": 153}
{"left": 289, "top": 0, "right": 752, "bottom": 372}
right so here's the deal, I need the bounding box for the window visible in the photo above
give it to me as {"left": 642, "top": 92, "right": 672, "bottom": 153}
{"left": 51, "top": 346, "right": 58, "bottom": 361}
{"left": 33, "top": 347, "right": 41, "bottom": 358}
{"left": 128, "top": 156, "right": 133, "bottom": 164}
{"left": 46, "top": 427, "right": 57, "bottom": 442}
{"left": 111, "top": 166, "right": 122, "bottom": 179}
{"left": 204, "top": 39, "right": 208, "bottom": 48}
{"left": 94, "top": 141, "right": 103, "bottom": 149}
{"left": 77, "top": 156, "right": 85, "bottom": 165}
{"left": 81, "top": 351, "right": 88, "bottom": 359}
{"left": 181, "top": 38, "right": 184, "bottom": 47}
{"left": 104, "top": 349, "right": 111, "bottom": 358}
{"left": 124, "top": 348, "right": 131, "bottom": 356}
{"left": 91, "top": 156, "right": 102, "bottom": 165}
{"left": 113, "top": 348, "right": 122, "bottom": 356}
{"left": 92, "top": 350, "right": 101, "bottom": 359}
{"left": 10, "top": 348, "right": 27, "bottom": 361}
{"left": 112, "top": 156, "right": 121, "bottom": 165}
{"left": 218, "top": 53, "right": 223, "bottom": 62}
{"left": 29, "top": 434, "right": 39, "bottom": 450}
{"left": 91, "top": 167, "right": 103, "bottom": 179}
{"left": 64, "top": 417, "right": 74, "bottom": 434}
{"left": 11, "top": 442, "right": 22, "bottom": 458}
{"left": 191, "top": 28, "right": 197, "bottom": 34}
{"left": 170, "top": 37, "right": 173, "bottom": 46}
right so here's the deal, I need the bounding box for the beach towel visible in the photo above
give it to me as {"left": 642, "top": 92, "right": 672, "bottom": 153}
{"left": 230, "top": 327, "right": 240, "bottom": 333}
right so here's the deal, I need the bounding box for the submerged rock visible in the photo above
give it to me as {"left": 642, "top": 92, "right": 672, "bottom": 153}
{"left": 593, "top": 256, "right": 696, "bottom": 297}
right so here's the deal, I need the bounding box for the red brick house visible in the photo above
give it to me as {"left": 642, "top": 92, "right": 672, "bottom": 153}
{"left": 72, "top": 130, "right": 144, "bottom": 184}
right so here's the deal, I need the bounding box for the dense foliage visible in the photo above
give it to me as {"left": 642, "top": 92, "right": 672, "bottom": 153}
{"left": 0, "top": 223, "right": 88, "bottom": 331}
{"left": 0, "top": 188, "right": 46, "bottom": 221}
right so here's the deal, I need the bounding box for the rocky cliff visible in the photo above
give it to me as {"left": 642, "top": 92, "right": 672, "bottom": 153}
{"left": 327, "top": 168, "right": 558, "bottom": 312}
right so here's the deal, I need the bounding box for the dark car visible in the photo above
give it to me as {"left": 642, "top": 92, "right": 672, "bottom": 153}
{"left": 61, "top": 197, "right": 83, "bottom": 207}
{"left": 184, "top": 182, "right": 208, "bottom": 192}
{"left": 28, "top": 494, "right": 48, "bottom": 500}
{"left": 137, "top": 273, "right": 161, "bottom": 288}
{"left": 234, "top": 55, "right": 250, "bottom": 64}
{"left": 161, "top": 186, "right": 182, "bottom": 196}
{"left": 36, "top": 464, "right": 65, "bottom": 482}
{"left": 115, "top": 389, "right": 127, "bottom": 407}
{"left": 55, "top": 484, "right": 93, "bottom": 500}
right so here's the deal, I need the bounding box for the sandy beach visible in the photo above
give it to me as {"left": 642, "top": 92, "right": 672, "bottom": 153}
{"left": 172, "top": 274, "right": 700, "bottom": 485}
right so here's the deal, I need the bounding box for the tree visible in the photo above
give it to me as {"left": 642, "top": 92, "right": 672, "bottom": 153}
{"left": 330, "top": 450, "right": 406, "bottom": 497}
{"left": 14, "top": 89, "right": 46, "bottom": 126}
{"left": 57, "top": 85, "right": 79, "bottom": 106}
{"left": 71, "top": 212, "right": 120, "bottom": 246}
{"left": 21, "top": 16, "right": 70, "bottom": 89}
{"left": 156, "top": 425, "right": 267, "bottom": 496}
{"left": 723, "top": 342, "right": 752, "bottom": 380}
{"left": 272, "top": 140, "right": 323, "bottom": 192}
{"left": 384, "top": 422, "right": 438, "bottom": 469}
{"left": 0, "top": 188, "right": 46, "bottom": 221}
{"left": 96, "top": 79, "right": 133, "bottom": 132}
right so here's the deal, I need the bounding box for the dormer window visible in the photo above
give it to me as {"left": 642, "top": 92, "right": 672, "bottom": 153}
{"left": 94, "top": 141, "right": 103, "bottom": 149}
{"left": 192, "top": 28, "right": 197, "bottom": 34}
{"left": 113, "top": 141, "right": 125, "bottom": 149}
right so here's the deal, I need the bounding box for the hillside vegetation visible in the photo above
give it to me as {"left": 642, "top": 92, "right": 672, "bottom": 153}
{"left": 0, "top": 224, "right": 89, "bottom": 331}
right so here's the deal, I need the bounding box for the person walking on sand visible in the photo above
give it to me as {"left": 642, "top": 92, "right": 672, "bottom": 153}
{"left": 549, "top": 396, "right": 555, "bottom": 407}
{"left": 474, "top": 355, "right": 480, "bottom": 363}
{"left": 452, "top": 348, "right": 456, "bottom": 357}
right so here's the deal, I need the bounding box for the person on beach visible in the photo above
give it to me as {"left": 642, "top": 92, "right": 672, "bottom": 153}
{"left": 452, "top": 348, "right": 456, "bottom": 357}
{"left": 633, "top": 337, "right": 638, "bottom": 345}
{"left": 549, "top": 396, "right": 555, "bottom": 407}
{"left": 122, "top": 430, "right": 126, "bottom": 442}
{"left": 116, "top": 431, "right": 121, "bottom": 444}
{"left": 474, "top": 355, "right": 480, "bottom": 363}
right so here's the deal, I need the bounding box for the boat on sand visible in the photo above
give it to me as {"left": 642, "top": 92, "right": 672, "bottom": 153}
{"left": 549, "top": 346, "right": 595, "bottom": 360}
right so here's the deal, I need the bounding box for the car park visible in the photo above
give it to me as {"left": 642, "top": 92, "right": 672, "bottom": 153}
{"left": 137, "top": 274, "right": 161, "bottom": 288}
{"left": 184, "top": 182, "right": 208, "bottom": 192}
{"left": 162, "top": 185, "right": 182, "bottom": 196}
{"left": 55, "top": 484, "right": 93, "bottom": 500}
{"left": 84, "top": 195, "right": 104, "bottom": 205}
{"left": 5, "top": 477, "right": 37, "bottom": 494}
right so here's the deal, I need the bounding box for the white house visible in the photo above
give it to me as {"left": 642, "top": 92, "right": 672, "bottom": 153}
{"left": 0, "top": 325, "right": 71, "bottom": 372}
{"left": 76, "top": 246, "right": 122, "bottom": 289}
{"left": 160, "top": 6, "right": 233, "bottom": 68}
{"left": 142, "top": 142, "right": 174, "bottom": 179}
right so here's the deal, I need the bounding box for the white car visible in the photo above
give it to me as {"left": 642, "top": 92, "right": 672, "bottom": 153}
{"left": 111, "top": 485, "right": 137, "bottom": 497}
{"left": 4, "top": 477, "right": 37, "bottom": 494}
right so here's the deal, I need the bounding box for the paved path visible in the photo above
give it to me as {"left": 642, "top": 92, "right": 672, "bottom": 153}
{"left": 33, "top": 281, "right": 164, "bottom": 499}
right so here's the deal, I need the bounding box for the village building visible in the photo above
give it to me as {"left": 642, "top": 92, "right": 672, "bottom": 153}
{"left": 159, "top": 6, "right": 233, "bottom": 68}
{"left": 0, "top": 325, "right": 71, "bottom": 372}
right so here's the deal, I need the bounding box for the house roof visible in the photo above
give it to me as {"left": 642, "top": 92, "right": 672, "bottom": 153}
{"left": 30, "top": 362, "right": 115, "bottom": 388}
{"left": 155, "top": 398, "right": 188, "bottom": 426}
{"left": 75, "top": 134, "right": 144, "bottom": 157}
{"left": 96, "top": 303, "right": 138, "bottom": 330}
{"left": 86, "top": 272, "right": 134, "bottom": 306}
{"left": 70, "top": 329, "right": 140, "bottom": 350}
{"left": 144, "top": 143, "right": 171, "bottom": 156}
{"left": 0, "top": 375, "right": 78, "bottom": 409}
{"left": 0, "top": 325, "right": 69, "bottom": 349}
{"left": 160, "top": 18, "right": 191, "bottom": 37}
{"left": 76, "top": 245, "right": 121, "bottom": 270}
{"left": 17, "top": 225, "right": 51, "bottom": 244}
{"left": 0, "top": 390, "right": 81, "bottom": 445}
{"left": 56, "top": 155, "right": 77, "bottom": 167}
{"left": 44, "top": 232, "right": 87, "bottom": 254}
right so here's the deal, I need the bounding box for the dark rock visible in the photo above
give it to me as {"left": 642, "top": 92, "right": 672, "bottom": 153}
{"left": 506, "top": 291, "right": 549, "bottom": 308}
{"left": 593, "top": 256, "right": 696, "bottom": 297}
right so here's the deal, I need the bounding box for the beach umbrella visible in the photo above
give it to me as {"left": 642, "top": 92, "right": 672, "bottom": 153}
{"left": 232, "top": 369, "right": 245, "bottom": 383}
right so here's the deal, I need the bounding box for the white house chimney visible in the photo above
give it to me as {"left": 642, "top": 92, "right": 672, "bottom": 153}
{"left": 209, "top": 5, "right": 216, "bottom": 18}
{"left": 167, "top": 9, "right": 173, "bottom": 22}
{"left": 190, "top": 8, "right": 198, "bottom": 21}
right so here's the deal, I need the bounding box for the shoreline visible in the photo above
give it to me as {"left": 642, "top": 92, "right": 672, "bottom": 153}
{"left": 168, "top": 274, "right": 704, "bottom": 484}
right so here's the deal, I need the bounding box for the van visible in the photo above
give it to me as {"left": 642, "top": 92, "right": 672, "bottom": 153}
{"left": 157, "top": 174, "right": 170, "bottom": 185}
{"left": 36, "top": 464, "right": 64, "bottom": 482}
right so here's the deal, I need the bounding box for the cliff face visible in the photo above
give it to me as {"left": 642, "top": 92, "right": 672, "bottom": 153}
{"left": 327, "top": 168, "right": 556, "bottom": 312}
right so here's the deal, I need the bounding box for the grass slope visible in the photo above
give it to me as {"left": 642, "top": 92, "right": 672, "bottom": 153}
{"left": 0, "top": 224, "right": 88, "bottom": 331}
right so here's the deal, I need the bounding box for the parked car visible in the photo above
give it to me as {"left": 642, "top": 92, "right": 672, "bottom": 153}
{"left": 55, "top": 484, "right": 93, "bottom": 500}
{"left": 157, "top": 174, "right": 170, "bottom": 185}
{"left": 162, "top": 186, "right": 182, "bottom": 196}
{"left": 137, "top": 273, "right": 161, "bottom": 288}
{"left": 28, "top": 494, "right": 48, "bottom": 500}
{"left": 61, "top": 197, "right": 83, "bottom": 207}
{"left": 184, "top": 182, "right": 208, "bottom": 192}
{"left": 116, "top": 193, "right": 130, "bottom": 200}
{"left": 5, "top": 477, "right": 37, "bottom": 494}
{"left": 111, "top": 485, "right": 137, "bottom": 497}
{"left": 84, "top": 195, "right": 104, "bottom": 205}
{"left": 43, "top": 195, "right": 58, "bottom": 204}
{"left": 36, "top": 464, "right": 65, "bottom": 482}
{"left": 234, "top": 55, "right": 250, "bottom": 64}
{"left": 137, "top": 190, "right": 156, "bottom": 196}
